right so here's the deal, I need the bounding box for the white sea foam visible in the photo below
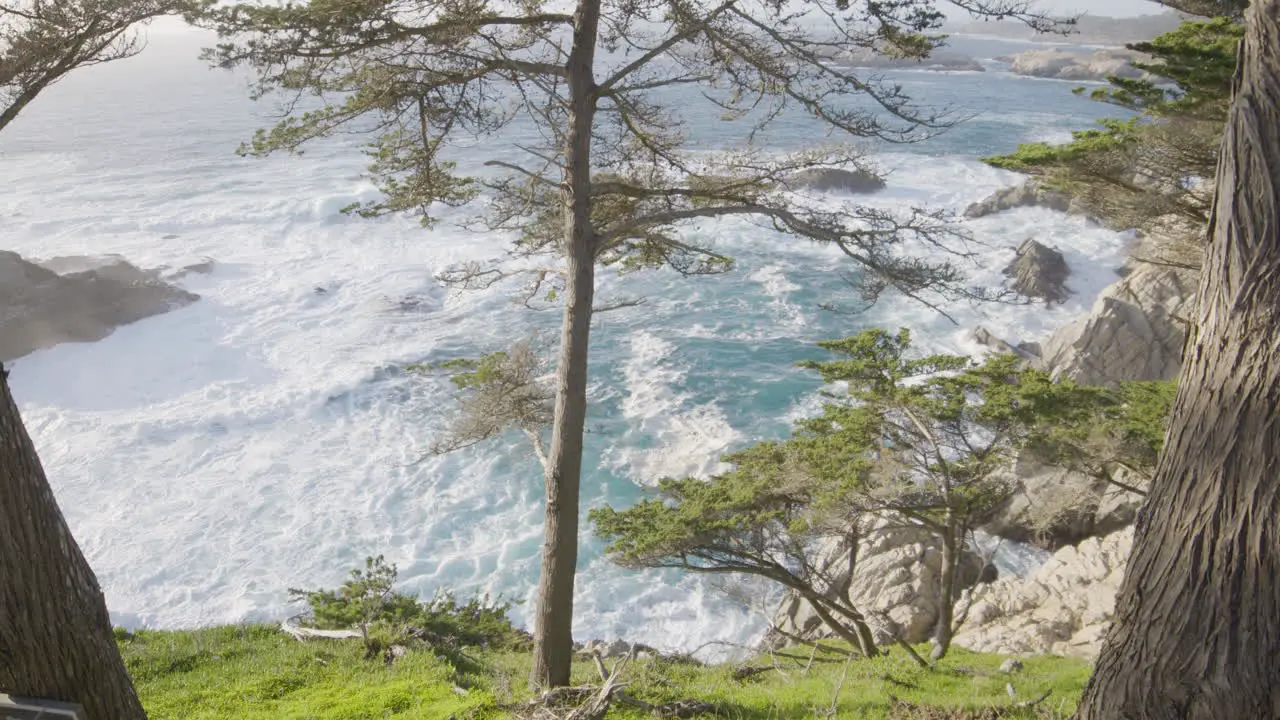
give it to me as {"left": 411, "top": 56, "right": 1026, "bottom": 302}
{"left": 604, "top": 331, "right": 741, "bottom": 483}
{"left": 1, "top": 29, "right": 1129, "bottom": 652}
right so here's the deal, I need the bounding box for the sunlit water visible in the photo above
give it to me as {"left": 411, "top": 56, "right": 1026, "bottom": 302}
{"left": 1, "top": 26, "right": 1127, "bottom": 653}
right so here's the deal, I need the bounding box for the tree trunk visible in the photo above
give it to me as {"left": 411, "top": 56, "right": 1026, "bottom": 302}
{"left": 0, "top": 364, "right": 147, "bottom": 719}
{"left": 528, "top": 0, "right": 600, "bottom": 690}
{"left": 931, "top": 524, "right": 957, "bottom": 661}
{"left": 1076, "top": 4, "right": 1280, "bottom": 716}
{"left": 802, "top": 589, "right": 878, "bottom": 658}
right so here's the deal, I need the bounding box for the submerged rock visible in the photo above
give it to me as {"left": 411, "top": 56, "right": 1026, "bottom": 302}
{"left": 1003, "top": 238, "right": 1071, "bottom": 305}
{"left": 785, "top": 167, "right": 886, "bottom": 194}
{"left": 953, "top": 527, "right": 1132, "bottom": 659}
{"left": 0, "top": 251, "right": 198, "bottom": 362}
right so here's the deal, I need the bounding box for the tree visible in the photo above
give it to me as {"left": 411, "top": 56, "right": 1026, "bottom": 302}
{"left": 417, "top": 335, "right": 555, "bottom": 467}
{"left": 0, "top": 368, "right": 148, "bottom": 719}
{"left": 983, "top": 16, "right": 1243, "bottom": 269}
{"left": 1023, "top": 378, "right": 1176, "bottom": 496}
{"left": 193, "top": 0, "right": 1063, "bottom": 686}
{"left": 1075, "top": 0, "right": 1280, "bottom": 714}
{"left": 595, "top": 329, "right": 1105, "bottom": 660}
{"left": 1, "top": 0, "right": 184, "bottom": 130}
{"left": 0, "top": 0, "right": 186, "bottom": 714}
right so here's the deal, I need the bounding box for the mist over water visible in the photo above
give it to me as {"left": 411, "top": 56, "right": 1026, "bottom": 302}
{"left": 2, "top": 28, "right": 1121, "bottom": 652}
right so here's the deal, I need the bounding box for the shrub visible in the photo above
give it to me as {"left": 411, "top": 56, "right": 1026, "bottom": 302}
{"left": 289, "top": 555, "right": 526, "bottom": 658}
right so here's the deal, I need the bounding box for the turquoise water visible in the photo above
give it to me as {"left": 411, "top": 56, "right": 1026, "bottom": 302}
{"left": 2, "top": 27, "right": 1131, "bottom": 650}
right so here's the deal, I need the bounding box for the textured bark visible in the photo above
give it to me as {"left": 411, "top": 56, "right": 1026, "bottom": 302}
{"left": 1076, "top": 3, "right": 1280, "bottom": 716}
{"left": 931, "top": 526, "right": 958, "bottom": 660}
{"left": 0, "top": 364, "right": 147, "bottom": 719}
{"left": 528, "top": 0, "right": 600, "bottom": 689}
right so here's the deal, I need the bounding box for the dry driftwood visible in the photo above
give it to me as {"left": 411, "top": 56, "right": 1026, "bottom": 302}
{"left": 279, "top": 615, "right": 362, "bottom": 641}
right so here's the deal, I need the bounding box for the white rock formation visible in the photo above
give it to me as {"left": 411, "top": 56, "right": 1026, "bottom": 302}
{"left": 769, "top": 520, "right": 987, "bottom": 646}
{"left": 1007, "top": 48, "right": 1147, "bottom": 82}
{"left": 953, "top": 527, "right": 1132, "bottom": 659}
{"left": 1037, "top": 261, "right": 1198, "bottom": 387}
{"left": 963, "top": 181, "right": 1073, "bottom": 219}
{"left": 984, "top": 457, "right": 1146, "bottom": 550}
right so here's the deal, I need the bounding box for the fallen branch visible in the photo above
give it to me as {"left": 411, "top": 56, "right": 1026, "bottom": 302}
{"left": 732, "top": 665, "right": 777, "bottom": 681}
{"left": 565, "top": 650, "right": 635, "bottom": 720}
{"left": 617, "top": 692, "right": 716, "bottom": 718}
{"left": 1015, "top": 689, "right": 1052, "bottom": 709}
{"left": 280, "top": 615, "right": 362, "bottom": 641}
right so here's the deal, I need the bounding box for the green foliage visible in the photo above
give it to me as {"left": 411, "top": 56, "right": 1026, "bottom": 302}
{"left": 982, "top": 17, "right": 1242, "bottom": 242}
{"left": 1100, "top": 18, "right": 1244, "bottom": 117}
{"left": 596, "top": 329, "right": 1169, "bottom": 654}
{"left": 120, "top": 625, "right": 491, "bottom": 720}
{"left": 1025, "top": 379, "right": 1176, "bottom": 485}
{"left": 1114, "top": 380, "right": 1178, "bottom": 456}
{"left": 410, "top": 338, "right": 554, "bottom": 458}
{"left": 290, "top": 556, "right": 525, "bottom": 657}
{"left": 121, "top": 626, "right": 1091, "bottom": 719}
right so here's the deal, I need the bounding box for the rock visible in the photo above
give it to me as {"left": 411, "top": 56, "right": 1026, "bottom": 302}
{"left": 971, "top": 327, "right": 1036, "bottom": 361}
{"left": 1007, "top": 48, "right": 1147, "bottom": 82}
{"left": 0, "top": 251, "right": 198, "bottom": 362}
{"left": 1036, "top": 262, "right": 1198, "bottom": 387}
{"left": 832, "top": 48, "right": 985, "bottom": 72}
{"left": 953, "top": 527, "right": 1132, "bottom": 660}
{"left": 784, "top": 167, "right": 886, "bottom": 194}
{"left": 1003, "top": 239, "right": 1070, "bottom": 305}
{"left": 983, "top": 456, "right": 1146, "bottom": 550}
{"left": 963, "top": 181, "right": 1072, "bottom": 219}
{"left": 163, "top": 258, "right": 216, "bottom": 280}
{"left": 999, "top": 658, "right": 1024, "bottom": 674}
{"left": 768, "top": 518, "right": 986, "bottom": 648}
{"left": 578, "top": 638, "right": 632, "bottom": 658}
{"left": 1016, "top": 341, "right": 1042, "bottom": 358}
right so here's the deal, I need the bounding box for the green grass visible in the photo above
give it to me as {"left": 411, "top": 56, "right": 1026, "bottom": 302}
{"left": 119, "top": 626, "right": 1092, "bottom": 719}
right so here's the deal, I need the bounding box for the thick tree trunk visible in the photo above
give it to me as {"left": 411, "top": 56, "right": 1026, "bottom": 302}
{"left": 0, "top": 364, "right": 147, "bottom": 719}
{"left": 931, "top": 525, "right": 958, "bottom": 661}
{"left": 1076, "top": 4, "right": 1280, "bottom": 716}
{"left": 528, "top": 0, "right": 600, "bottom": 690}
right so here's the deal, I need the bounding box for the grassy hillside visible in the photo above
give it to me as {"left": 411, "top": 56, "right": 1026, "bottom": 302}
{"left": 118, "top": 625, "right": 1091, "bottom": 719}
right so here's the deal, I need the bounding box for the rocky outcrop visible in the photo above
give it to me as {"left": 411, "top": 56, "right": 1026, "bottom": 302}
{"left": 0, "top": 251, "right": 199, "bottom": 362}
{"left": 971, "top": 327, "right": 1041, "bottom": 362}
{"left": 983, "top": 457, "right": 1146, "bottom": 550}
{"left": 953, "top": 528, "right": 1132, "bottom": 659}
{"left": 768, "top": 520, "right": 987, "bottom": 647}
{"left": 785, "top": 167, "right": 886, "bottom": 194}
{"left": 1007, "top": 48, "right": 1147, "bottom": 82}
{"left": 1003, "top": 239, "right": 1071, "bottom": 305}
{"left": 832, "top": 48, "right": 985, "bottom": 72}
{"left": 1037, "top": 261, "right": 1198, "bottom": 387}
{"left": 963, "top": 181, "right": 1072, "bottom": 219}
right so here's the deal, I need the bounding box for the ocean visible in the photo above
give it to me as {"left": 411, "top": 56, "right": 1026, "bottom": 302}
{"left": 0, "top": 25, "right": 1132, "bottom": 654}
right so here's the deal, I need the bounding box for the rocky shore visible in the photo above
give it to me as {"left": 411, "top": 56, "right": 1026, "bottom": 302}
{"left": 764, "top": 178, "right": 1199, "bottom": 663}
{"left": 0, "top": 251, "right": 208, "bottom": 363}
